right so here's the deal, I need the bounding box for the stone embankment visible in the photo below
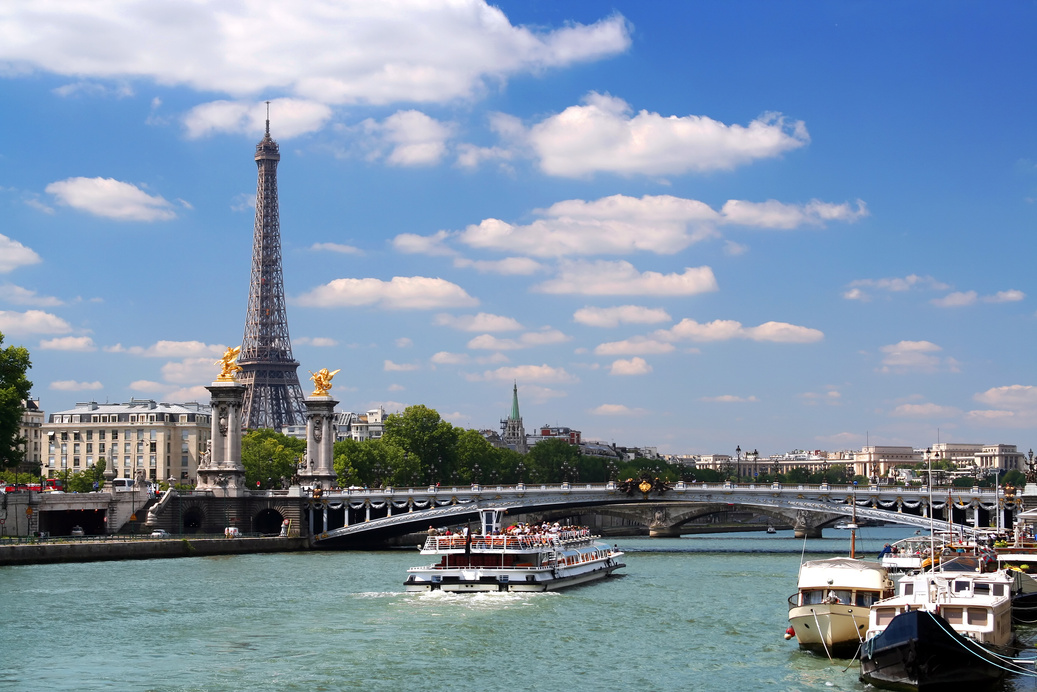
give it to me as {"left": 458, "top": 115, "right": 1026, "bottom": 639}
{"left": 0, "top": 536, "right": 309, "bottom": 566}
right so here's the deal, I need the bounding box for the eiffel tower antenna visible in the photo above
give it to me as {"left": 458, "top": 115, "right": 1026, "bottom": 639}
{"left": 237, "top": 105, "right": 307, "bottom": 431}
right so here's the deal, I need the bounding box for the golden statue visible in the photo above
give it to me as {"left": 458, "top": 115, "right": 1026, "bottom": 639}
{"left": 309, "top": 367, "right": 340, "bottom": 396}
{"left": 215, "top": 346, "right": 242, "bottom": 382}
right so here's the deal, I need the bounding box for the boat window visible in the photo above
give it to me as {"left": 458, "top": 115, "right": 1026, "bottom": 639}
{"left": 902, "top": 582, "right": 914, "bottom": 596}
{"left": 855, "top": 591, "right": 877, "bottom": 607}
{"left": 827, "top": 590, "right": 852, "bottom": 605}
{"left": 953, "top": 581, "right": 970, "bottom": 593}
{"left": 993, "top": 584, "right": 1005, "bottom": 597}
{"left": 802, "top": 590, "right": 826, "bottom": 605}
{"left": 942, "top": 607, "right": 964, "bottom": 624}
{"left": 967, "top": 608, "right": 988, "bottom": 625}
{"left": 875, "top": 608, "right": 897, "bottom": 626}
{"left": 973, "top": 583, "right": 990, "bottom": 596}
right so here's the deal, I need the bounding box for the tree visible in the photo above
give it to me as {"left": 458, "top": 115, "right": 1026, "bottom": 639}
{"left": 525, "top": 437, "right": 582, "bottom": 483}
{"left": 241, "top": 429, "right": 306, "bottom": 489}
{"left": 0, "top": 331, "right": 32, "bottom": 470}
{"left": 381, "top": 405, "right": 459, "bottom": 478}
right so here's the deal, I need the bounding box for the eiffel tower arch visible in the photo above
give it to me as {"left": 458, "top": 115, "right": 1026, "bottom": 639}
{"left": 237, "top": 111, "right": 307, "bottom": 431}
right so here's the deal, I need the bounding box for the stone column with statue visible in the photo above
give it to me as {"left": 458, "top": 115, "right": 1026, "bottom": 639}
{"left": 300, "top": 367, "right": 339, "bottom": 490}
{"left": 196, "top": 346, "right": 249, "bottom": 497}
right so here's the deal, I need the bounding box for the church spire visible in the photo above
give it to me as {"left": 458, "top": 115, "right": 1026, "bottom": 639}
{"left": 510, "top": 381, "right": 521, "bottom": 420}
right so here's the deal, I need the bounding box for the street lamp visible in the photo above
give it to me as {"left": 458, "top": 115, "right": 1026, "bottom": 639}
{"left": 517, "top": 461, "right": 526, "bottom": 484}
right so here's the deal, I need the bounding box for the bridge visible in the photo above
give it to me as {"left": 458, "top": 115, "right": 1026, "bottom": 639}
{"left": 307, "top": 481, "right": 1015, "bottom": 547}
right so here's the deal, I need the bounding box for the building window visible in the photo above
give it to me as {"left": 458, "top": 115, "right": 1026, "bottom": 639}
{"left": 149, "top": 455, "right": 156, "bottom": 468}
{"left": 73, "top": 456, "right": 80, "bottom": 467}
{"left": 111, "top": 430, "right": 118, "bottom": 440}
{"left": 181, "top": 455, "right": 189, "bottom": 467}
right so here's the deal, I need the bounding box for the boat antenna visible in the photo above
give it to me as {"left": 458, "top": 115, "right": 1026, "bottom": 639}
{"left": 850, "top": 481, "right": 857, "bottom": 559}
{"left": 927, "top": 448, "right": 936, "bottom": 572}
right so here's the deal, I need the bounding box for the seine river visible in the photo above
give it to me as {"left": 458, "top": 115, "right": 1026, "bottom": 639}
{"left": 3, "top": 526, "right": 1037, "bottom": 692}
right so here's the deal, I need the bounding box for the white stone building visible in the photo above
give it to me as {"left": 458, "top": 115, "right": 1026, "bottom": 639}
{"left": 43, "top": 400, "right": 211, "bottom": 483}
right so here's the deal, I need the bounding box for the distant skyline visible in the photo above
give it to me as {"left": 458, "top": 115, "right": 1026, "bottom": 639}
{"left": 1, "top": 2, "right": 1035, "bottom": 455}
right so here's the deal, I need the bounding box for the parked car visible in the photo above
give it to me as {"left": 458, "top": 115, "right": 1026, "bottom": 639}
{"left": 70, "top": 526, "right": 85, "bottom": 537}
{"left": 150, "top": 529, "right": 170, "bottom": 538}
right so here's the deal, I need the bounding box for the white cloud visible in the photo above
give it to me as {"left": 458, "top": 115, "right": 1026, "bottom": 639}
{"left": 164, "top": 385, "right": 211, "bottom": 403}
{"left": 39, "top": 336, "right": 96, "bottom": 352}
{"left": 0, "top": 235, "right": 42, "bottom": 273}
{"left": 609, "top": 357, "right": 652, "bottom": 375}
{"left": 431, "top": 351, "right": 470, "bottom": 365}
{"left": 384, "top": 360, "right": 420, "bottom": 372}
{"left": 655, "top": 318, "right": 823, "bottom": 343}
{"left": 719, "top": 198, "right": 867, "bottom": 229}
{"left": 296, "top": 276, "right": 478, "bottom": 310}
{"left": 535, "top": 260, "right": 718, "bottom": 296}
{"left": 465, "top": 364, "right": 577, "bottom": 383}
{"left": 53, "top": 80, "right": 134, "bottom": 99}
{"left": 434, "top": 313, "right": 523, "bottom": 332}
{"left": 931, "top": 291, "right": 977, "bottom": 308}
{"left": 295, "top": 336, "right": 339, "bottom": 347}
{"left": 593, "top": 337, "right": 675, "bottom": 356}
{"left": 517, "top": 92, "right": 809, "bottom": 177}
{"left": 161, "top": 357, "right": 217, "bottom": 385}
{"left": 183, "top": 98, "right": 332, "bottom": 139}
{"left": 361, "top": 110, "right": 454, "bottom": 166}
{"left": 456, "top": 143, "right": 513, "bottom": 169}
{"left": 699, "top": 394, "right": 759, "bottom": 403}
{"left": 519, "top": 385, "right": 568, "bottom": 405}
{"left": 388, "top": 384, "right": 406, "bottom": 392}
{"left": 973, "top": 384, "right": 1037, "bottom": 409}
{"left": 45, "top": 177, "right": 176, "bottom": 221}
{"left": 129, "top": 379, "right": 165, "bottom": 392}
{"left": 877, "top": 340, "right": 958, "bottom": 374}
{"left": 311, "top": 242, "right": 362, "bottom": 255}
{"left": 395, "top": 337, "right": 414, "bottom": 348}
{"left": 103, "top": 340, "right": 225, "bottom": 358}
{"left": 453, "top": 257, "right": 544, "bottom": 275}
{"left": 0, "top": 3, "right": 630, "bottom": 106}
{"left": 590, "top": 403, "right": 648, "bottom": 416}
{"left": 573, "top": 305, "right": 671, "bottom": 328}
{"left": 844, "top": 274, "right": 951, "bottom": 301}
{"left": 0, "top": 284, "right": 62, "bottom": 307}
{"left": 984, "top": 290, "right": 1024, "bottom": 303}
{"left": 50, "top": 380, "right": 103, "bottom": 392}
{"left": 889, "top": 403, "right": 960, "bottom": 418}
{"left": 467, "top": 329, "right": 570, "bottom": 350}
{"left": 407, "top": 193, "right": 865, "bottom": 259}
{"left": 0, "top": 309, "right": 73, "bottom": 335}
{"left": 392, "top": 231, "right": 456, "bottom": 256}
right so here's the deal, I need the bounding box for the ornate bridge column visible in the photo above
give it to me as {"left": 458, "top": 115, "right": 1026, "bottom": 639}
{"left": 197, "top": 380, "right": 249, "bottom": 497}
{"left": 301, "top": 394, "right": 337, "bottom": 490}
{"left": 793, "top": 510, "right": 824, "bottom": 538}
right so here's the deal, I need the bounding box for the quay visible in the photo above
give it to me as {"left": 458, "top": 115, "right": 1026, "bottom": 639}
{"left": 0, "top": 535, "right": 308, "bottom": 566}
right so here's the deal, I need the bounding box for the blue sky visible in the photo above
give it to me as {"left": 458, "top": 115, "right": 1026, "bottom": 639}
{"left": 1, "top": 1, "right": 1035, "bottom": 456}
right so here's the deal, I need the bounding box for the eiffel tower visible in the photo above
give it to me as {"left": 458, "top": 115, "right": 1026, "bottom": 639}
{"left": 237, "top": 108, "right": 307, "bottom": 431}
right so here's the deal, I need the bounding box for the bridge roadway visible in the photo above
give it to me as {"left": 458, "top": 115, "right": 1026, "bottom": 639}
{"left": 309, "top": 481, "right": 1011, "bottom": 546}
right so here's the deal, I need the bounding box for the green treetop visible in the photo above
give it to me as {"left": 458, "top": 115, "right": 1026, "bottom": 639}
{"left": 0, "top": 331, "right": 32, "bottom": 470}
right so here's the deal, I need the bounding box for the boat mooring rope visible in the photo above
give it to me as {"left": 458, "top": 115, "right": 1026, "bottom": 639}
{"left": 925, "top": 611, "right": 1037, "bottom": 678}
{"left": 811, "top": 608, "right": 832, "bottom": 661}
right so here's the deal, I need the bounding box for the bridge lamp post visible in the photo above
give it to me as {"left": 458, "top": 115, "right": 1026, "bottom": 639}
{"left": 735, "top": 445, "right": 741, "bottom": 479}
{"left": 517, "top": 461, "right": 526, "bottom": 484}
{"left": 472, "top": 463, "right": 481, "bottom": 485}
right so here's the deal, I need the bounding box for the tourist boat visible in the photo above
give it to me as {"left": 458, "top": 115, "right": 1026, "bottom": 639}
{"left": 859, "top": 554, "right": 1018, "bottom": 691}
{"left": 404, "top": 509, "right": 625, "bottom": 592}
{"left": 786, "top": 556, "right": 895, "bottom": 657}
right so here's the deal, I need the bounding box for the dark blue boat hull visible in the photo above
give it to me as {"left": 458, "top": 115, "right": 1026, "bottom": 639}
{"left": 859, "top": 609, "right": 1005, "bottom": 692}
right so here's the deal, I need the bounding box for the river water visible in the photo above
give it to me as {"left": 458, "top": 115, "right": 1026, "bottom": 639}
{"left": 3, "top": 526, "right": 1037, "bottom": 692}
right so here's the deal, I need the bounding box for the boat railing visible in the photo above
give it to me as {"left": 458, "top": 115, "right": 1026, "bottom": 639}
{"left": 423, "top": 530, "right": 593, "bottom": 552}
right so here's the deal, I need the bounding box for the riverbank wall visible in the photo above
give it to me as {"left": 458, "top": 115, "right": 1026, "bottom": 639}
{"left": 0, "top": 536, "right": 309, "bottom": 566}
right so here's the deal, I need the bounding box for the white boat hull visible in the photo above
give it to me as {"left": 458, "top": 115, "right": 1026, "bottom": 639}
{"left": 405, "top": 559, "right": 625, "bottom": 593}
{"left": 788, "top": 604, "right": 869, "bottom": 656}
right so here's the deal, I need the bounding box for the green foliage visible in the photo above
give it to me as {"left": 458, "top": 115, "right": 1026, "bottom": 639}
{"left": 526, "top": 437, "right": 582, "bottom": 482}
{"left": 0, "top": 331, "right": 33, "bottom": 470}
{"left": 241, "top": 429, "right": 306, "bottom": 489}
{"left": 382, "top": 405, "right": 459, "bottom": 473}
{"left": 62, "top": 460, "right": 108, "bottom": 493}
{"left": 1002, "top": 469, "right": 1026, "bottom": 488}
